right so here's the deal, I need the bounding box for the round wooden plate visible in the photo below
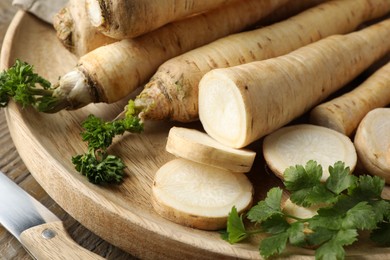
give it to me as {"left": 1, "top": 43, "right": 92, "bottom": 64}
{"left": 1, "top": 11, "right": 389, "bottom": 259}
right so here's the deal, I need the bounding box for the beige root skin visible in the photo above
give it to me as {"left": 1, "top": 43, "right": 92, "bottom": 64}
{"left": 137, "top": 0, "right": 390, "bottom": 122}
{"left": 53, "top": 0, "right": 289, "bottom": 110}
{"left": 53, "top": 0, "right": 116, "bottom": 57}
{"left": 86, "top": 0, "right": 243, "bottom": 39}
{"left": 310, "top": 61, "right": 390, "bottom": 136}
{"left": 354, "top": 108, "right": 390, "bottom": 184}
{"left": 199, "top": 19, "right": 390, "bottom": 148}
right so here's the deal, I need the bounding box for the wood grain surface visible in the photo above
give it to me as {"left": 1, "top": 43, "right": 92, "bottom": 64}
{"left": 0, "top": 1, "right": 135, "bottom": 259}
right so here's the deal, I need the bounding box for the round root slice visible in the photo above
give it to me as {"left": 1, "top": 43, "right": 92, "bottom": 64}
{"left": 152, "top": 158, "right": 253, "bottom": 230}
{"left": 263, "top": 124, "right": 357, "bottom": 182}
{"left": 354, "top": 108, "right": 390, "bottom": 184}
{"left": 166, "top": 127, "right": 256, "bottom": 173}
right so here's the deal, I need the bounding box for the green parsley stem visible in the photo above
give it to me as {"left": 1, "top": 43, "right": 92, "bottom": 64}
{"left": 29, "top": 88, "right": 54, "bottom": 96}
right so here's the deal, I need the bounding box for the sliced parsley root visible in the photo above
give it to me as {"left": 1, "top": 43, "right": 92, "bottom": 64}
{"left": 152, "top": 158, "right": 253, "bottom": 230}
{"left": 354, "top": 108, "right": 390, "bottom": 184}
{"left": 166, "top": 127, "right": 256, "bottom": 173}
{"left": 222, "top": 161, "right": 390, "bottom": 259}
{"left": 263, "top": 124, "right": 357, "bottom": 182}
{"left": 72, "top": 100, "right": 143, "bottom": 184}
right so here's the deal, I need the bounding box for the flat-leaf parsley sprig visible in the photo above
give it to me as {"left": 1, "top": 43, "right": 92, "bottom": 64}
{"left": 72, "top": 100, "right": 144, "bottom": 184}
{"left": 222, "top": 160, "right": 390, "bottom": 259}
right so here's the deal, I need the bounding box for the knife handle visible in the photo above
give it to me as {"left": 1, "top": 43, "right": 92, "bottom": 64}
{"left": 20, "top": 221, "right": 104, "bottom": 259}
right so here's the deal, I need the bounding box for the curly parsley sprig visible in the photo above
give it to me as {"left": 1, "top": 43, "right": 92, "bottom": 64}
{"left": 72, "top": 100, "right": 144, "bottom": 185}
{"left": 0, "top": 59, "right": 62, "bottom": 111}
{"left": 222, "top": 160, "right": 390, "bottom": 259}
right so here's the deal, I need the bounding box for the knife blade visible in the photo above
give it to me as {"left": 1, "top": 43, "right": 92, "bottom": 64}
{"left": 0, "top": 170, "right": 104, "bottom": 259}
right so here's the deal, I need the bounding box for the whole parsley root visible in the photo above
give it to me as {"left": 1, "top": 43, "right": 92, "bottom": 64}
{"left": 222, "top": 161, "right": 390, "bottom": 259}
{"left": 53, "top": 0, "right": 116, "bottom": 57}
{"left": 86, "top": 0, "right": 242, "bottom": 39}
{"left": 44, "top": 0, "right": 289, "bottom": 112}
{"left": 198, "top": 18, "right": 390, "bottom": 148}
{"left": 310, "top": 61, "right": 390, "bottom": 137}
{"left": 134, "top": 0, "right": 390, "bottom": 122}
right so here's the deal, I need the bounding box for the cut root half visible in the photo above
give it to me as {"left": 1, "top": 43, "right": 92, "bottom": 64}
{"left": 354, "top": 108, "right": 390, "bottom": 184}
{"left": 198, "top": 70, "right": 248, "bottom": 148}
{"left": 263, "top": 124, "right": 357, "bottom": 182}
{"left": 152, "top": 158, "right": 253, "bottom": 230}
{"left": 166, "top": 127, "right": 256, "bottom": 173}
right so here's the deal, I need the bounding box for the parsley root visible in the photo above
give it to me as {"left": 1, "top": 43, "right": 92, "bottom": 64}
{"left": 46, "top": 0, "right": 288, "bottom": 112}
{"left": 134, "top": 0, "right": 390, "bottom": 122}
{"left": 53, "top": 0, "right": 117, "bottom": 57}
{"left": 199, "top": 18, "right": 390, "bottom": 148}
{"left": 152, "top": 158, "right": 253, "bottom": 230}
{"left": 310, "top": 61, "right": 390, "bottom": 136}
{"left": 354, "top": 108, "right": 390, "bottom": 184}
{"left": 166, "top": 127, "right": 256, "bottom": 173}
{"left": 86, "top": 0, "right": 242, "bottom": 39}
{"left": 263, "top": 124, "right": 357, "bottom": 182}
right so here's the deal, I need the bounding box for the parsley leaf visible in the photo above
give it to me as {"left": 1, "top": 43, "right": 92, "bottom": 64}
{"left": 222, "top": 161, "right": 390, "bottom": 259}
{"left": 259, "top": 231, "right": 289, "bottom": 258}
{"left": 72, "top": 102, "right": 144, "bottom": 185}
{"left": 222, "top": 206, "right": 249, "bottom": 244}
{"left": 247, "top": 187, "right": 283, "bottom": 223}
{"left": 326, "top": 161, "right": 355, "bottom": 194}
{"left": 72, "top": 151, "right": 125, "bottom": 184}
{"left": 284, "top": 161, "right": 335, "bottom": 207}
{"left": 371, "top": 221, "right": 390, "bottom": 246}
{"left": 0, "top": 59, "right": 57, "bottom": 110}
{"left": 315, "top": 229, "right": 358, "bottom": 260}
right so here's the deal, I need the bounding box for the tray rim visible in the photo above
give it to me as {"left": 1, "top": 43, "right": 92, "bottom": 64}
{"left": 2, "top": 10, "right": 389, "bottom": 260}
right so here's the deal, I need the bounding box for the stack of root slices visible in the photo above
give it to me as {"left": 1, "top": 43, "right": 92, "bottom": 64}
{"left": 151, "top": 127, "right": 256, "bottom": 230}
{"left": 152, "top": 124, "right": 360, "bottom": 230}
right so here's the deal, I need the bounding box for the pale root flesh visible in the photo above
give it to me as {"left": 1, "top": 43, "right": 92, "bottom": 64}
{"left": 199, "top": 19, "right": 390, "bottom": 148}
{"left": 282, "top": 199, "right": 319, "bottom": 223}
{"left": 354, "top": 108, "right": 390, "bottom": 184}
{"left": 136, "top": 0, "right": 390, "bottom": 122}
{"left": 53, "top": 0, "right": 116, "bottom": 57}
{"left": 85, "top": 0, "right": 243, "bottom": 39}
{"left": 166, "top": 127, "right": 256, "bottom": 173}
{"left": 310, "top": 61, "right": 390, "bottom": 136}
{"left": 152, "top": 158, "right": 253, "bottom": 230}
{"left": 262, "top": 124, "right": 357, "bottom": 182}
{"left": 53, "top": 0, "right": 289, "bottom": 111}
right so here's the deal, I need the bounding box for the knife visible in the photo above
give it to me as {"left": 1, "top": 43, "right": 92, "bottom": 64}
{"left": 0, "top": 171, "right": 104, "bottom": 259}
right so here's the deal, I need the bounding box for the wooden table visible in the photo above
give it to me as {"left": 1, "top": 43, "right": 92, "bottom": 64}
{"left": 0, "top": 1, "right": 135, "bottom": 259}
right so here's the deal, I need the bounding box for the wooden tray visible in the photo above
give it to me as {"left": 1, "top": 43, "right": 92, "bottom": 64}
{"left": 1, "top": 11, "right": 389, "bottom": 259}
